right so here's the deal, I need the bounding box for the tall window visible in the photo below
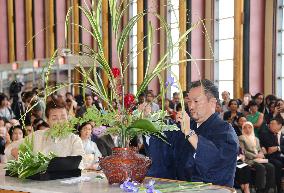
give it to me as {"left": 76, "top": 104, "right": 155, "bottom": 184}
{"left": 129, "top": 1, "right": 138, "bottom": 94}
{"left": 214, "top": 0, "right": 234, "bottom": 98}
{"left": 276, "top": 0, "right": 284, "bottom": 98}
{"left": 168, "top": 1, "right": 180, "bottom": 97}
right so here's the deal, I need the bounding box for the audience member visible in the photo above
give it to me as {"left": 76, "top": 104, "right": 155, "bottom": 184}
{"left": 78, "top": 122, "right": 102, "bottom": 170}
{"left": 235, "top": 147, "right": 251, "bottom": 193}
{"left": 0, "top": 93, "right": 14, "bottom": 120}
{"left": 144, "top": 91, "right": 159, "bottom": 113}
{"left": 246, "top": 100, "right": 265, "bottom": 138}
{"left": 260, "top": 116, "right": 284, "bottom": 193}
{"left": 221, "top": 91, "right": 231, "bottom": 112}
{"left": 8, "top": 125, "right": 25, "bottom": 142}
{"left": 4, "top": 100, "right": 85, "bottom": 165}
{"left": 254, "top": 93, "right": 265, "bottom": 113}
{"left": 76, "top": 94, "right": 95, "bottom": 117}
{"left": 223, "top": 99, "right": 243, "bottom": 126}
{"left": 239, "top": 121, "right": 275, "bottom": 193}
{"left": 170, "top": 92, "right": 180, "bottom": 111}
{"left": 233, "top": 116, "right": 247, "bottom": 136}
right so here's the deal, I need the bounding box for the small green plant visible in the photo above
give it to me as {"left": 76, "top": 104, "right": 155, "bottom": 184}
{"left": 5, "top": 136, "right": 56, "bottom": 179}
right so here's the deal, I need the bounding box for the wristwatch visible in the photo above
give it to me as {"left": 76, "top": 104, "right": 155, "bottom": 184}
{"left": 185, "top": 130, "right": 196, "bottom": 140}
{"left": 277, "top": 146, "right": 281, "bottom": 151}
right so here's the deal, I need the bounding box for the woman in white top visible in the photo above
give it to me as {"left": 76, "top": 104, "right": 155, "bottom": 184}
{"left": 78, "top": 122, "right": 102, "bottom": 170}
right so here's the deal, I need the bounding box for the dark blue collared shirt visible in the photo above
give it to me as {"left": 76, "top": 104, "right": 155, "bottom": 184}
{"left": 174, "top": 113, "right": 239, "bottom": 187}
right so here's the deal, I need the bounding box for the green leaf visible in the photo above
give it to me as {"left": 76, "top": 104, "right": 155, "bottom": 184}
{"left": 127, "top": 119, "right": 166, "bottom": 140}
{"left": 117, "top": 12, "right": 145, "bottom": 56}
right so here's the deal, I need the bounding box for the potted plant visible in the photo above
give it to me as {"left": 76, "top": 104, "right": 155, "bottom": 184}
{"left": 41, "top": 0, "right": 198, "bottom": 184}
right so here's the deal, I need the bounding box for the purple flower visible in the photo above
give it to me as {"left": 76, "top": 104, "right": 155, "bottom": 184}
{"left": 120, "top": 178, "right": 139, "bottom": 192}
{"left": 165, "top": 75, "right": 178, "bottom": 88}
{"left": 92, "top": 126, "right": 107, "bottom": 137}
{"left": 145, "top": 180, "right": 161, "bottom": 193}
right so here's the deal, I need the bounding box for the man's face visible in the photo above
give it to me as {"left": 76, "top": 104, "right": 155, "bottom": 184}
{"left": 269, "top": 120, "right": 281, "bottom": 133}
{"left": 47, "top": 108, "right": 68, "bottom": 128}
{"left": 66, "top": 94, "right": 73, "bottom": 100}
{"left": 138, "top": 96, "right": 145, "bottom": 103}
{"left": 221, "top": 91, "right": 229, "bottom": 101}
{"left": 215, "top": 104, "right": 222, "bottom": 113}
{"left": 188, "top": 86, "right": 216, "bottom": 123}
{"left": 146, "top": 94, "right": 153, "bottom": 103}
{"left": 173, "top": 95, "right": 179, "bottom": 104}
{"left": 184, "top": 95, "right": 189, "bottom": 104}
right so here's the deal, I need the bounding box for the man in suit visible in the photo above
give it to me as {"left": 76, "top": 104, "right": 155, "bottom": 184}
{"left": 175, "top": 79, "right": 239, "bottom": 187}
{"left": 260, "top": 116, "right": 284, "bottom": 193}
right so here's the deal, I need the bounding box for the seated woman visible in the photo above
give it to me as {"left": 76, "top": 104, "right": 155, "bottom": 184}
{"left": 233, "top": 116, "right": 247, "bottom": 136}
{"left": 246, "top": 100, "right": 265, "bottom": 138}
{"left": 8, "top": 125, "right": 25, "bottom": 142}
{"left": 273, "top": 99, "right": 284, "bottom": 121}
{"left": 239, "top": 121, "right": 275, "bottom": 193}
{"left": 4, "top": 100, "right": 85, "bottom": 164}
{"left": 78, "top": 122, "right": 102, "bottom": 170}
{"left": 235, "top": 147, "right": 251, "bottom": 193}
{"left": 223, "top": 99, "right": 243, "bottom": 127}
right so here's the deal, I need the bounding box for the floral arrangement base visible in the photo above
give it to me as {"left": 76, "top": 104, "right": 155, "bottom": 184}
{"left": 99, "top": 147, "right": 151, "bottom": 184}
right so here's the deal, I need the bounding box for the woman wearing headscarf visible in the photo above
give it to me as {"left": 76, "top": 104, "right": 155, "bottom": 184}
{"left": 239, "top": 121, "right": 275, "bottom": 193}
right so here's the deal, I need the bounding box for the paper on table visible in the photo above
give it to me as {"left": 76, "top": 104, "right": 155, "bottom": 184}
{"left": 60, "top": 176, "right": 91, "bottom": 184}
{"left": 237, "top": 163, "right": 248, "bottom": 169}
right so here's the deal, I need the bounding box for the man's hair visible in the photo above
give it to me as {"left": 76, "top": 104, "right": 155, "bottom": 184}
{"left": 173, "top": 92, "right": 179, "bottom": 97}
{"left": 138, "top": 92, "right": 145, "bottom": 98}
{"left": 85, "top": 93, "right": 93, "bottom": 99}
{"left": 65, "top": 92, "right": 73, "bottom": 97}
{"left": 270, "top": 115, "right": 283, "bottom": 126}
{"left": 45, "top": 100, "right": 66, "bottom": 118}
{"left": 35, "top": 121, "right": 49, "bottom": 131}
{"left": 22, "top": 91, "right": 35, "bottom": 103}
{"left": 182, "top": 91, "right": 188, "bottom": 98}
{"left": 189, "top": 79, "right": 219, "bottom": 101}
{"left": 146, "top": 90, "right": 154, "bottom": 97}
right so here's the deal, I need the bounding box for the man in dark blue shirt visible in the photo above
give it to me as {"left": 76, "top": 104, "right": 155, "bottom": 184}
{"left": 176, "top": 79, "right": 239, "bottom": 187}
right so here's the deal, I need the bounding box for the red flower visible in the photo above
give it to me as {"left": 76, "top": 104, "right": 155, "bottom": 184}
{"left": 124, "top": 93, "right": 135, "bottom": 109}
{"left": 111, "top": 67, "right": 120, "bottom": 78}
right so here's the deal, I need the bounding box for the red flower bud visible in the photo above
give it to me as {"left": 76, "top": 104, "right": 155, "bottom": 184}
{"left": 111, "top": 67, "right": 120, "bottom": 78}
{"left": 124, "top": 93, "right": 135, "bottom": 109}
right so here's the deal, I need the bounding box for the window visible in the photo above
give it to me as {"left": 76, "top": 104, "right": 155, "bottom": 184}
{"left": 168, "top": 1, "right": 180, "bottom": 97}
{"left": 129, "top": 0, "right": 138, "bottom": 95}
{"left": 276, "top": 0, "right": 284, "bottom": 98}
{"left": 214, "top": 0, "right": 234, "bottom": 99}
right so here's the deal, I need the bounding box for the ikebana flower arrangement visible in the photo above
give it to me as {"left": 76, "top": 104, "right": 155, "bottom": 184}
{"left": 40, "top": 0, "right": 199, "bottom": 184}
{"left": 53, "top": 0, "right": 197, "bottom": 147}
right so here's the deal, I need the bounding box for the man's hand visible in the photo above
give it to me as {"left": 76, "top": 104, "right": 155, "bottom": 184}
{"left": 176, "top": 111, "right": 198, "bottom": 149}
{"left": 176, "top": 111, "right": 191, "bottom": 135}
{"left": 267, "top": 146, "right": 279, "bottom": 154}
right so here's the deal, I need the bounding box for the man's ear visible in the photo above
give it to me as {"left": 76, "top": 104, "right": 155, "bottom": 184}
{"left": 209, "top": 98, "right": 217, "bottom": 106}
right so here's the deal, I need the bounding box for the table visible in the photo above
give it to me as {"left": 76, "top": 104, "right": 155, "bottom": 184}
{"left": 0, "top": 165, "right": 236, "bottom": 193}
